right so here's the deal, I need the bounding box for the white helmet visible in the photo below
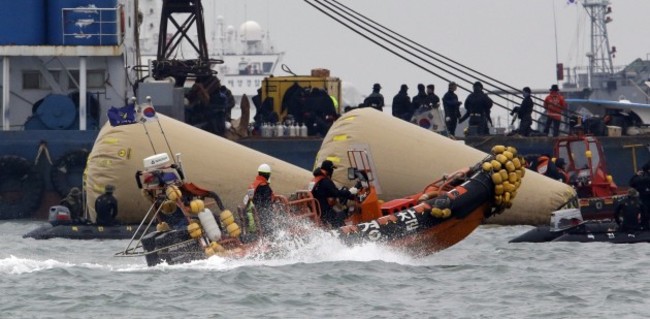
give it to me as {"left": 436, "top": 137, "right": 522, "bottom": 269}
{"left": 258, "top": 163, "right": 271, "bottom": 174}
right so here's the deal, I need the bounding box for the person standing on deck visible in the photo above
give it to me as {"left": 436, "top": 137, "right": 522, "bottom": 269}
{"left": 442, "top": 82, "right": 462, "bottom": 136}
{"left": 511, "top": 87, "right": 534, "bottom": 136}
{"left": 459, "top": 81, "right": 493, "bottom": 135}
{"left": 363, "top": 83, "right": 385, "bottom": 111}
{"left": 543, "top": 84, "right": 567, "bottom": 137}
{"left": 392, "top": 84, "right": 412, "bottom": 121}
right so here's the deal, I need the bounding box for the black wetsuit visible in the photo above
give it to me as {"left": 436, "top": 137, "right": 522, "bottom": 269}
{"left": 311, "top": 169, "right": 352, "bottom": 228}
{"left": 95, "top": 193, "right": 118, "bottom": 226}
{"left": 614, "top": 196, "right": 647, "bottom": 232}
{"left": 629, "top": 172, "right": 650, "bottom": 228}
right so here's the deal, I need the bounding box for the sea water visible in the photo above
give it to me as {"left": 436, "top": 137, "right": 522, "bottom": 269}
{"left": 2, "top": 221, "right": 649, "bottom": 319}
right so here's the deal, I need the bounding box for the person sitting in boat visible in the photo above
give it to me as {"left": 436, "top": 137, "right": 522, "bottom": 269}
{"left": 60, "top": 187, "right": 84, "bottom": 222}
{"left": 95, "top": 184, "right": 118, "bottom": 226}
{"left": 459, "top": 81, "right": 493, "bottom": 136}
{"left": 243, "top": 163, "right": 275, "bottom": 237}
{"left": 614, "top": 188, "right": 648, "bottom": 232}
{"left": 309, "top": 160, "right": 358, "bottom": 228}
{"left": 363, "top": 83, "right": 385, "bottom": 111}
{"left": 525, "top": 154, "right": 563, "bottom": 181}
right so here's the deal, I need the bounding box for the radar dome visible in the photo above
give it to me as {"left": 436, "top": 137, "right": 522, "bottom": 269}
{"left": 239, "top": 21, "right": 263, "bottom": 41}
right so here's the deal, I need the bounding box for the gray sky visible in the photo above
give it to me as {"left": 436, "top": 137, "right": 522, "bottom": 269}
{"left": 209, "top": 0, "right": 650, "bottom": 108}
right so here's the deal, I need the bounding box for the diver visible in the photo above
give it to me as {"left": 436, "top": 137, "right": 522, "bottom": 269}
{"left": 459, "top": 81, "right": 493, "bottom": 136}
{"left": 363, "top": 83, "right": 385, "bottom": 111}
{"left": 614, "top": 188, "right": 648, "bottom": 232}
{"left": 95, "top": 184, "right": 118, "bottom": 226}
{"left": 60, "top": 187, "right": 84, "bottom": 222}
{"left": 243, "top": 164, "right": 274, "bottom": 237}
{"left": 629, "top": 161, "right": 650, "bottom": 224}
{"left": 309, "top": 160, "right": 358, "bottom": 228}
{"left": 442, "top": 82, "right": 462, "bottom": 136}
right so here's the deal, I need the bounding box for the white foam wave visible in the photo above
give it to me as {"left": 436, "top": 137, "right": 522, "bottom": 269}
{"left": 0, "top": 255, "right": 75, "bottom": 275}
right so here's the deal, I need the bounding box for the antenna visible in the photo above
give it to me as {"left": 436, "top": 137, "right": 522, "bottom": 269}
{"left": 582, "top": 0, "right": 615, "bottom": 83}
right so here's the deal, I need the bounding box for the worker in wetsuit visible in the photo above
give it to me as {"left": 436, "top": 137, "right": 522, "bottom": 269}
{"left": 629, "top": 161, "right": 650, "bottom": 229}
{"left": 614, "top": 188, "right": 648, "bottom": 232}
{"left": 95, "top": 184, "right": 118, "bottom": 226}
{"left": 459, "top": 81, "right": 493, "bottom": 135}
{"left": 243, "top": 163, "right": 274, "bottom": 237}
{"left": 309, "top": 160, "right": 357, "bottom": 228}
{"left": 60, "top": 187, "right": 84, "bottom": 222}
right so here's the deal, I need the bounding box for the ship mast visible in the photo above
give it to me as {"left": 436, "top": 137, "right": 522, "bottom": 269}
{"left": 582, "top": 0, "right": 614, "bottom": 88}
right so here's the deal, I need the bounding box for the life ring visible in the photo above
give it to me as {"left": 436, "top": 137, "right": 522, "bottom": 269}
{"left": 51, "top": 150, "right": 89, "bottom": 197}
{"left": 0, "top": 155, "right": 44, "bottom": 219}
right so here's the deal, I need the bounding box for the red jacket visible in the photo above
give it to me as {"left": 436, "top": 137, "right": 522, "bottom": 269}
{"left": 543, "top": 92, "right": 567, "bottom": 120}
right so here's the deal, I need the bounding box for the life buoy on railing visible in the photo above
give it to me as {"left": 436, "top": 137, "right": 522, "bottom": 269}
{"left": 51, "top": 149, "right": 89, "bottom": 197}
{"left": 0, "top": 155, "right": 44, "bottom": 219}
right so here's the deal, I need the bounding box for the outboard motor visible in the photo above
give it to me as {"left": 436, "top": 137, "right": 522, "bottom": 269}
{"left": 48, "top": 205, "right": 72, "bottom": 226}
{"left": 550, "top": 208, "right": 584, "bottom": 231}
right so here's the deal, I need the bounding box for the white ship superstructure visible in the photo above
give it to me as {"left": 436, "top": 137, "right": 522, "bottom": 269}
{"left": 138, "top": 0, "right": 284, "bottom": 102}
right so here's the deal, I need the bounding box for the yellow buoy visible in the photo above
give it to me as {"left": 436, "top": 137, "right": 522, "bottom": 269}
{"left": 190, "top": 199, "right": 205, "bottom": 214}
{"left": 160, "top": 200, "right": 177, "bottom": 215}
{"left": 505, "top": 161, "right": 516, "bottom": 172}
{"left": 482, "top": 162, "right": 493, "bottom": 172}
{"left": 442, "top": 208, "right": 452, "bottom": 218}
{"left": 508, "top": 172, "right": 518, "bottom": 184}
{"left": 491, "top": 173, "right": 503, "bottom": 184}
{"left": 512, "top": 157, "right": 522, "bottom": 169}
{"left": 210, "top": 242, "right": 225, "bottom": 252}
{"left": 495, "top": 184, "right": 504, "bottom": 195}
{"left": 166, "top": 185, "right": 182, "bottom": 201}
{"left": 499, "top": 169, "right": 508, "bottom": 181}
{"left": 506, "top": 146, "right": 518, "bottom": 156}
{"left": 496, "top": 154, "right": 508, "bottom": 164}
{"left": 502, "top": 151, "right": 514, "bottom": 160}
{"left": 491, "top": 145, "right": 506, "bottom": 154}
{"left": 490, "top": 160, "right": 502, "bottom": 171}
{"left": 227, "top": 223, "right": 241, "bottom": 237}
{"left": 503, "top": 182, "right": 516, "bottom": 193}
{"left": 431, "top": 207, "right": 443, "bottom": 218}
{"left": 220, "top": 209, "right": 235, "bottom": 225}
{"left": 494, "top": 195, "right": 503, "bottom": 205}
{"left": 156, "top": 222, "right": 170, "bottom": 232}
